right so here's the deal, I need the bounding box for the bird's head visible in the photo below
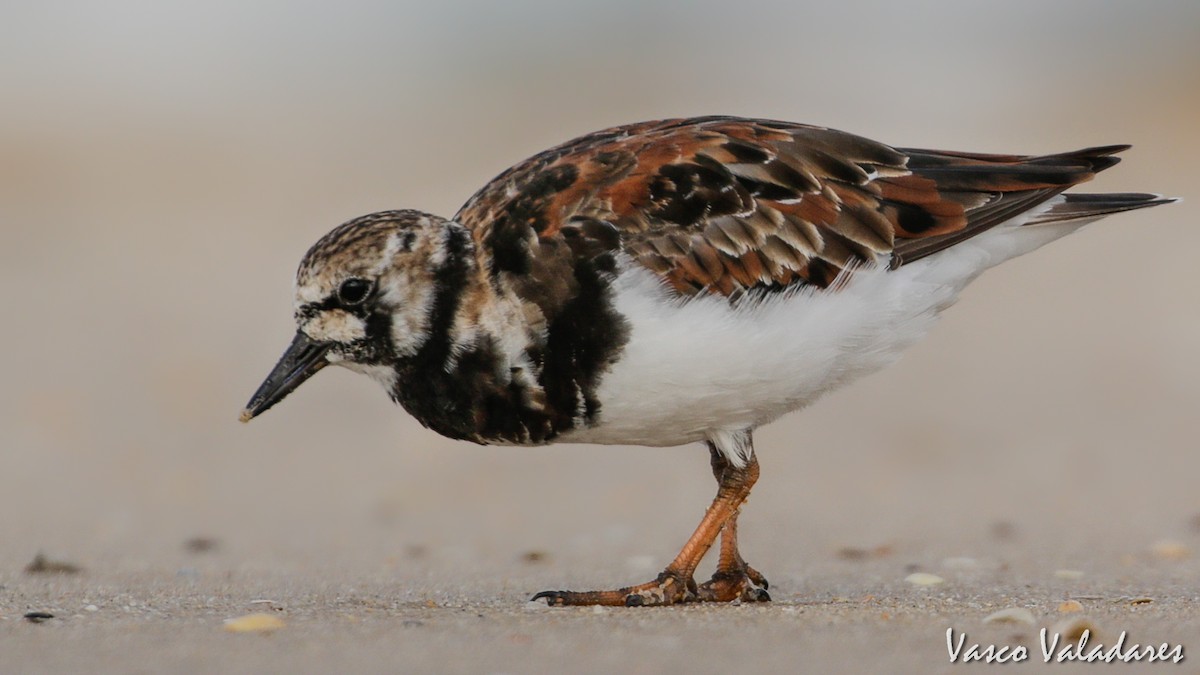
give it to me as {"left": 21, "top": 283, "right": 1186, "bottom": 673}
{"left": 240, "top": 209, "right": 467, "bottom": 422}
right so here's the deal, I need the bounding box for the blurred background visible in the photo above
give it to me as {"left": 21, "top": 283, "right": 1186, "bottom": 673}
{"left": 1, "top": 0, "right": 1197, "bottom": 635}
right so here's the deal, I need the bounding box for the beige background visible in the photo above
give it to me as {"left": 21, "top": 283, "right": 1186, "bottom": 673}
{"left": 1, "top": 2, "right": 1197, "bottom": 673}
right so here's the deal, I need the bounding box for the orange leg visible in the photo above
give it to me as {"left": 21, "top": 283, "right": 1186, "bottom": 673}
{"left": 695, "top": 442, "right": 770, "bottom": 602}
{"left": 533, "top": 438, "right": 760, "bottom": 607}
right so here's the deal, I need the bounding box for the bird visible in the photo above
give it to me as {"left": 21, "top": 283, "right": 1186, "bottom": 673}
{"left": 240, "top": 116, "right": 1173, "bottom": 607}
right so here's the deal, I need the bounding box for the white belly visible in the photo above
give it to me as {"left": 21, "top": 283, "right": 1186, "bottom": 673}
{"left": 559, "top": 215, "right": 1080, "bottom": 448}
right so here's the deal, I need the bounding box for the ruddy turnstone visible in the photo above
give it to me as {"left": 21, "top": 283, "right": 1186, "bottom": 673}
{"left": 241, "top": 116, "right": 1173, "bottom": 606}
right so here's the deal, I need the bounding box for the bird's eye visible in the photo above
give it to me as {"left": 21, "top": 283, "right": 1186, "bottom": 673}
{"left": 337, "top": 278, "right": 372, "bottom": 306}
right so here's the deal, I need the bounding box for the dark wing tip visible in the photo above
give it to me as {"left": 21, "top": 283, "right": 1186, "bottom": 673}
{"left": 1087, "top": 155, "right": 1122, "bottom": 172}
{"left": 1061, "top": 191, "right": 1174, "bottom": 204}
{"left": 1034, "top": 144, "right": 1132, "bottom": 174}
{"left": 1075, "top": 144, "right": 1132, "bottom": 157}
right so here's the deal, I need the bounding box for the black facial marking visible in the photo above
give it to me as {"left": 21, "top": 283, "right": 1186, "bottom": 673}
{"left": 364, "top": 312, "right": 392, "bottom": 344}
{"left": 337, "top": 310, "right": 393, "bottom": 364}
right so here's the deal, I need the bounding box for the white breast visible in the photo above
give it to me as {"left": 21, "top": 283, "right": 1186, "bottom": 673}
{"left": 559, "top": 210, "right": 1081, "bottom": 449}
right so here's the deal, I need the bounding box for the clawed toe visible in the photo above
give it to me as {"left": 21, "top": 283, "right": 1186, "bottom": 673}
{"left": 696, "top": 569, "right": 771, "bottom": 603}
{"left": 745, "top": 565, "right": 769, "bottom": 591}
{"left": 530, "top": 590, "right": 571, "bottom": 606}
{"left": 532, "top": 571, "right": 697, "bottom": 607}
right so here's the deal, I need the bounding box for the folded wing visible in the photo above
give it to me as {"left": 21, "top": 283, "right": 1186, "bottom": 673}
{"left": 456, "top": 116, "right": 1152, "bottom": 300}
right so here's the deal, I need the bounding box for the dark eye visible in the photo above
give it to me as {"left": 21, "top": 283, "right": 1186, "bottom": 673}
{"left": 337, "top": 278, "right": 372, "bottom": 306}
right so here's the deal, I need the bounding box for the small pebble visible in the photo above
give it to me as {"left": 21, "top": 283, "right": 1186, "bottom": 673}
{"left": 1057, "top": 600, "right": 1084, "bottom": 614}
{"left": 183, "top": 537, "right": 220, "bottom": 554}
{"left": 591, "top": 605, "right": 607, "bottom": 614}
{"left": 1151, "top": 540, "right": 1190, "bottom": 560}
{"left": 24, "top": 553, "right": 82, "bottom": 575}
{"left": 1054, "top": 569, "right": 1084, "bottom": 580}
{"left": 520, "top": 551, "right": 549, "bottom": 564}
{"left": 23, "top": 612, "right": 54, "bottom": 624}
{"left": 84, "top": 605, "right": 99, "bottom": 613}
{"left": 904, "top": 572, "right": 945, "bottom": 587}
{"left": 983, "top": 607, "right": 1036, "bottom": 625}
{"left": 837, "top": 545, "right": 893, "bottom": 560}
{"left": 837, "top": 547, "right": 870, "bottom": 560}
{"left": 222, "top": 613, "right": 285, "bottom": 633}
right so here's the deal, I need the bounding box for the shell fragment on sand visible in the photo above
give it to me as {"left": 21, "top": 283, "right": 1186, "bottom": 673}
{"left": 904, "top": 572, "right": 945, "bottom": 587}
{"left": 983, "top": 607, "right": 1036, "bottom": 625}
{"left": 223, "top": 613, "right": 285, "bottom": 633}
{"left": 1151, "top": 540, "right": 1190, "bottom": 560}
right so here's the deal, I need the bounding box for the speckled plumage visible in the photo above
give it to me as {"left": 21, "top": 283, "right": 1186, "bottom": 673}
{"left": 243, "top": 116, "right": 1173, "bottom": 606}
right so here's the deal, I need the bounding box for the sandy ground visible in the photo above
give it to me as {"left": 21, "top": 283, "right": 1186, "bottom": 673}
{"left": 4, "top": 576, "right": 1199, "bottom": 674}
{"left": 4, "top": 530, "right": 1199, "bottom": 673}
{"left": 2, "top": 3, "right": 1199, "bottom": 673}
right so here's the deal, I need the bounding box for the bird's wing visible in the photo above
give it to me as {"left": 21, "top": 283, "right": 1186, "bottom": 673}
{"left": 455, "top": 116, "right": 1124, "bottom": 299}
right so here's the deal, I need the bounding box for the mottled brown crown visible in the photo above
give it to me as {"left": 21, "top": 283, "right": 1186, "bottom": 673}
{"left": 296, "top": 209, "right": 449, "bottom": 290}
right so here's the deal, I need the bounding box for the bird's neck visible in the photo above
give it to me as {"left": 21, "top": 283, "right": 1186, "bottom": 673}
{"left": 388, "top": 227, "right": 562, "bottom": 444}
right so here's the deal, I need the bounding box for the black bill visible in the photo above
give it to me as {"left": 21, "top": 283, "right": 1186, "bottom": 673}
{"left": 240, "top": 331, "right": 332, "bottom": 422}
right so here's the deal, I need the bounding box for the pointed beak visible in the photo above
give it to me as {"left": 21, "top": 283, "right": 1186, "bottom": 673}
{"left": 240, "top": 331, "right": 332, "bottom": 423}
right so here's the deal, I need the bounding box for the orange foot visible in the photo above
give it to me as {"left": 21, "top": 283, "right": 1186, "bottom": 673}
{"left": 695, "top": 565, "right": 771, "bottom": 603}
{"left": 532, "top": 570, "right": 697, "bottom": 607}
